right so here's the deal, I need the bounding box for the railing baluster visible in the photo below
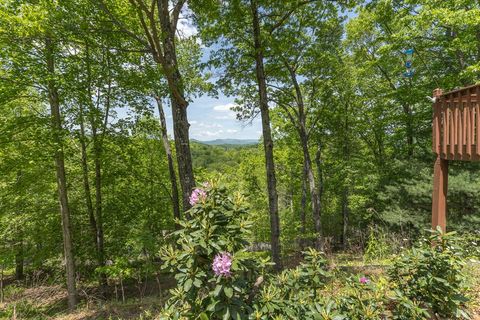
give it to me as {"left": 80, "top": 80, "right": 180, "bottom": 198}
{"left": 466, "top": 88, "right": 472, "bottom": 157}
{"left": 451, "top": 94, "right": 456, "bottom": 157}
{"left": 477, "top": 87, "right": 480, "bottom": 156}
{"left": 443, "top": 101, "right": 448, "bottom": 156}
{"left": 433, "top": 95, "right": 440, "bottom": 154}
{"left": 458, "top": 93, "right": 464, "bottom": 157}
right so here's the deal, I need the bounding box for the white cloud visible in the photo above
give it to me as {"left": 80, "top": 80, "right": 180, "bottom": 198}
{"left": 177, "top": 19, "right": 197, "bottom": 38}
{"left": 203, "top": 130, "right": 223, "bottom": 137}
{"left": 195, "top": 122, "right": 222, "bottom": 129}
{"left": 214, "top": 115, "right": 232, "bottom": 120}
{"left": 226, "top": 129, "right": 238, "bottom": 133}
{"left": 176, "top": 5, "right": 198, "bottom": 39}
{"left": 190, "top": 120, "right": 198, "bottom": 124}
{"left": 213, "top": 103, "right": 236, "bottom": 112}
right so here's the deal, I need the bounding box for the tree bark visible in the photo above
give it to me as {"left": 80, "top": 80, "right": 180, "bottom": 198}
{"left": 341, "top": 187, "right": 349, "bottom": 250}
{"left": 78, "top": 103, "right": 98, "bottom": 253}
{"left": 250, "top": 0, "right": 282, "bottom": 270}
{"left": 300, "top": 164, "right": 307, "bottom": 250}
{"left": 97, "top": 0, "right": 195, "bottom": 211}
{"left": 284, "top": 60, "right": 322, "bottom": 250}
{"left": 14, "top": 238, "right": 24, "bottom": 281}
{"left": 45, "top": 37, "right": 77, "bottom": 310}
{"left": 0, "top": 264, "right": 4, "bottom": 303}
{"left": 157, "top": 0, "right": 195, "bottom": 212}
{"left": 155, "top": 96, "right": 181, "bottom": 223}
{"left": 341, "top": 103, "right": 350, "bottom": 250}
{"left": 85, "top": 43, "right": 107, "bottom": 294}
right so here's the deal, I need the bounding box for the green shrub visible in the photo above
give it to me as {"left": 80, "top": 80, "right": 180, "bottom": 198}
{"left": 158, "top": 181, "right": 270, "bottom": 320}
{"left": 251, "top": 248, "right": 333, "bottom": 319}
{"left": 364, "top": 226, "right": 392, "bottom": 263}
{"left": 388, "top": 228, "right": 470, "bottom": 319}
{"left": 339, "top": 276, "right": 387, "bottom": 319}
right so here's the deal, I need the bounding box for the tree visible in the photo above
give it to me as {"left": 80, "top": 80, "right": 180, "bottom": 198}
{"left": 95, "top": 0, "right": 196, "bottom": 211}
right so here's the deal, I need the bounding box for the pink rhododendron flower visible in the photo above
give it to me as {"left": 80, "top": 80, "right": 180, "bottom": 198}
{"left": 189, "top": 188, "right": 206, "bottom": 206}
{"left": 359, "top": 276, "right": 369, "bottom": 284}
{"left": 212, "top": 252, "right": 232, "bottom": 277}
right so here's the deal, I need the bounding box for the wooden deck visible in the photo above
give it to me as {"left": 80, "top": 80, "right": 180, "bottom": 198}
{"left": 432, "top": 85, "right": 480, "bottom": 161}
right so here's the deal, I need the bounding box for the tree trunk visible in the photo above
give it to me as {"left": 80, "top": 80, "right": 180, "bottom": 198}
{"left": 284, "top": 59, "right": 322, "bottom": 251}
{"left": 78, "top": 103, "right": 99, "bottom": 253}
{"left": 341, "top": 187, "right": 349, "bottom": 250}
{"left": 250, "top": 0, "right": 282, "bottom": 270}
{"left": 14, "top": 238, "right": 24, "bottom": 281}
{"left": 0, "top": 264, "right": 4, "bottom": 303}
{"left": 155, "top": 96, "right": 181, "bottom": 223}
{"left": 157, "top": 0, "right": 195, "bottom": 212}
{"left": 300, "top": 132, "right": 323, "bottom": 250}
{"left": 300, "top": 164, "right": 307, "bottom": 250}
{"left": 342, "top": 102, "right": 350, "bottom": 249}
{"left": 314, "top": 144, "right": 324, "bottom": 236}
{"left": 85, "top": 43, "right": 107, "bottom": 295}
{"left": 91, "top": 121, "right": 107, "bottom": 291}
{"left": 45, "top": 37, "right": 77, "bottom": 310}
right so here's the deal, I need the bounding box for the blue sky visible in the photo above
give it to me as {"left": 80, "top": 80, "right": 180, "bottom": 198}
{"left": 159, "top": 13, "right": 263, "bottom": 142}
{"left": 163, "top": 94, "right": 262, "bottom": 142}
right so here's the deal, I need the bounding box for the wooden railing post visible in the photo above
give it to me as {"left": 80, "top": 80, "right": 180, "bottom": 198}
{"left": 432, "top": 156, "right": 448, "bottom": 232}
{"left": 431, "top": 88, "right": 448, "bottom": 232}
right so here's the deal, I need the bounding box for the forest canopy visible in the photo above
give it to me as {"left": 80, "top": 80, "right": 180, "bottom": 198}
{"left": 1, "top": 0, "right": 480, "bottom": 318}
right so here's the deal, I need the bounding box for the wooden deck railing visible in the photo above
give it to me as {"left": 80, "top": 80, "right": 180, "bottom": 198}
{"left": 432, "top": 84, "right": 480, "bottom": 161}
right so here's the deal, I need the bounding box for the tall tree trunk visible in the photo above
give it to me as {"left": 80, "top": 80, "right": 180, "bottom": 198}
{"left": 78, "top": 103, "right": 98, "bottom": 253}
{"left": 300, "top": 164, "right": 307, "bottom": 250}
{"left": 342, "top": 104, "right": 350, "bottom": 249}
{"left": 284, "top": 60, "right": 322, "bottom": 250}
{"left": 45, "top": 37, "right": 77, "bottom": 310}
{"left": 14, "top": 237, "right": 24, "bottom": 281}
{"left": 99, "top": 0, "right": 195, "bottom": 211}
{"left": 157, "top": 0, "right": 195, "bottom": 212}
{"left": 250, "top": 0, "right": 282, "bottom": 270}
{"left": 86, "top": 43, "right": 107, "bottom": 294}
{"left": 0, "top": 264, "right": 4, "bottom": 303}
{"left": 155, "top": 96, "right": 181, "bottom": 223}
{"left": 300, "top": 132, "right": 323, "bottom": 250}
{"left": 314, "top": 144, "right": 324, "bottom": 238}
{"left": 341, "top": 187, "right": 349, "bottom": 250}
{"left": 14, "top": 173, "right": 24, "bottom": 281}
{"left": 91, "top": 116, "right": 107, "bottom": 292}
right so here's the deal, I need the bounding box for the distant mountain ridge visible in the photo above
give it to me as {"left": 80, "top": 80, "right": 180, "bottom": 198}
{"left": 192, "top": 138, "right": 258, "bottom": 146}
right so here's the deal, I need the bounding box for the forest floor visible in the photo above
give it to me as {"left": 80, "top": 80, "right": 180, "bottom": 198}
{"left": 1, "top": 255, "right": 479, "bottom": 320}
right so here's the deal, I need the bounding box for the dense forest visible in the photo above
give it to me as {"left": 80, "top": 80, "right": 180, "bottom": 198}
{"left": 1, "top": 0, "right": 480, "bottom": 319}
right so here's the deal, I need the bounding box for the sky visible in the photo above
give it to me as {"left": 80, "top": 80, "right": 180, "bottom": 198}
{"left": 158, "top": 9, "right": 263, "bottom": 142}
{"left": 162, "top": 94, "right": 262, "bottom": 141}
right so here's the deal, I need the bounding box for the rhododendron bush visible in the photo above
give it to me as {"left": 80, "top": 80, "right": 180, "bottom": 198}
{"left": 159, "top": 181, "right": 271, "bottom": 319}
{"left": 158, "top": 183, "right": 471, "bottom": 320}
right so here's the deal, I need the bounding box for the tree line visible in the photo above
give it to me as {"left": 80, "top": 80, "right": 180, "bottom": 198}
{"left": 2, "top": 0, "right": 480, "bottom": 310}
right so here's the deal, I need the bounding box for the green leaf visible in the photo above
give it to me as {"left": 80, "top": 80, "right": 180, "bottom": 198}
{"left": 184, "top": 278, "right": 193, "bottom": 292}
{"left": 224, "top": 286, "right": 233, "bottom": 298}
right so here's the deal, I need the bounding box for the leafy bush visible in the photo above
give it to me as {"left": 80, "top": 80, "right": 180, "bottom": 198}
{"left": 339, "top": 276, "right": 387, "bottom": 319}
{"left": 250, "top": 248, "right": 334, "bottom": 318}
{"left": 364, "top": 226, "right": 393, "bottom": 263}
{"left": 158, "top": 182, "right": 270, "bottom": 319}
{"left": 388, "top": 229, "right": 470, "bottom": 319}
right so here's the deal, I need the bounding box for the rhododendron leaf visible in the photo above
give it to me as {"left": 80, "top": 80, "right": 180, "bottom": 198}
{"left": 184, "top": 278, "right": 193, "bottom": 292}
{"left": 224, "top": 287, "right": 233, "bottom": 298}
